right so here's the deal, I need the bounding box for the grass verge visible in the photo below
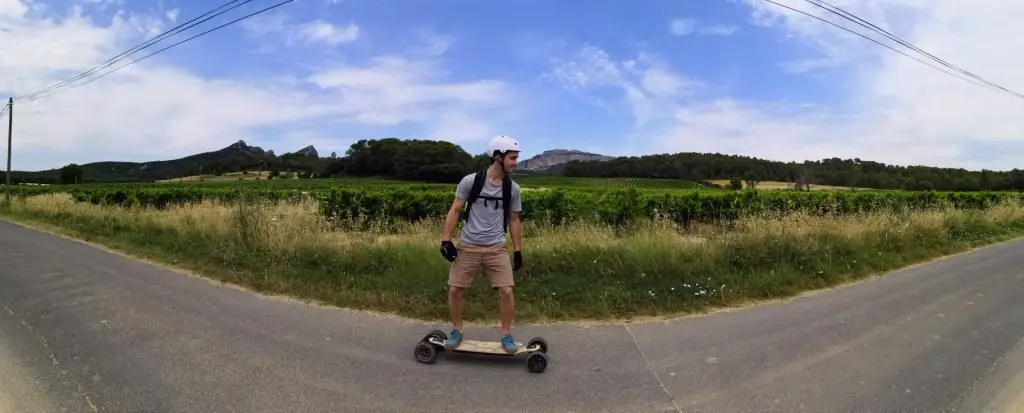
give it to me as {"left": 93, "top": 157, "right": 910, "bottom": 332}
{"left": 3, "top": 193, "right": 1024, "bottom": 323}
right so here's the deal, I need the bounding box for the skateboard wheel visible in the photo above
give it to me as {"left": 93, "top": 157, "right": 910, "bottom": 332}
{"left": 415, "top": 341, "right": 437, "bottom": 364}
{"left": 528, "top": 337, "right": 548, "bottom": 353}
{"left": 527, "top": 352, "right": 547, "bottom": 373}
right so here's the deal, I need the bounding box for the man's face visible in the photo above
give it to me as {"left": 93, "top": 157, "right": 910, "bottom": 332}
{"left": 500, "top": 151, "right": 519, "bottom": 172}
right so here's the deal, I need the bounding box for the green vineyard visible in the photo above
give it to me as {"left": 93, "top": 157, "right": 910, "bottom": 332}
{"left": 7, "top": 179, "right": 1024, "bottom": 227}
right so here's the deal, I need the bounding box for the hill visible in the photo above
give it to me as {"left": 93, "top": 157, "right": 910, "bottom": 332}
{"left": 2, "top": 137, "right": 609, "bottom": 185}
{"left": 6, "top": 140, "right": 327, "bottom": 184}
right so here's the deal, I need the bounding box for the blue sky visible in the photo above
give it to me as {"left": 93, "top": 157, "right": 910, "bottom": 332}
{"left": 1, "top": 0, "right": 1023, "bottom": 171}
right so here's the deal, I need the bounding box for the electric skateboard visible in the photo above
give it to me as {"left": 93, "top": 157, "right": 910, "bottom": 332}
{"left": 413, "top": 329, "right": 549, "bottom": 373}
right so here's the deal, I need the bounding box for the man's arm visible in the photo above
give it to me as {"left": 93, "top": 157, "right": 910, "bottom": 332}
{"left": 509, "top": 211, "right": 522, "bottom": 252}
{"left": 441, "top": 198, "right": 465, "bottom": 242}
{"left": 441, "top": 175, "right": 472, "bottom": 242}
{"left": 509, "top": 184, "right": 523, "bottom": 251}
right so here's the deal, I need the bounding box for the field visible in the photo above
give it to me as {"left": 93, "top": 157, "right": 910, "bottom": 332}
{"left": 707, "top": 179, "right": 856, "bottom": 191}
{"left": 155, "top": 170, "right": 290, "bottom": 182}
{"left": 3, "top": 175, "right": 1024, "bottom": 323}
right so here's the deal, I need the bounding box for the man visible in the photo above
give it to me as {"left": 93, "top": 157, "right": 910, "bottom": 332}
{"left": 438, "top": 134, "right": 524, "bottom": 353}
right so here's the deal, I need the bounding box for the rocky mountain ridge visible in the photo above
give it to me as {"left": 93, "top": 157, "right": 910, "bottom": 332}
{"left": 517, "top": 149, "right": 614, "bottom": 171}
{"left": 223, "top": 140, "right": 319, "bottom": 159}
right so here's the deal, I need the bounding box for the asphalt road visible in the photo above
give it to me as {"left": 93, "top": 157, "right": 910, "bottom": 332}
{"left": 1, "top": 219, "right": 1023, "bottom": 413}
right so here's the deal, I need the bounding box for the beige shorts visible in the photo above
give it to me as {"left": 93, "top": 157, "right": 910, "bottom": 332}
{"left": 448, "top": 242, "right": 515, "bottom": 289}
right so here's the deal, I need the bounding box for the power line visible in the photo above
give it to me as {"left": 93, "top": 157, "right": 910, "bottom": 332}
{"left": 20, "top": 0, "right": 294, "bottom": 103}
{"left": 803, "top": 0, "right": 980, "bottom": 81}
{"left": 16, "top": 0, "right": 252, "bottom": 102}
{"left": 759, "top": 0, "right": 1024, "bottom": 101}
{"left": 801, "top": 0, "right": 1024, "bottom": 98}
{"left": 16, "top": 0, "right": 260, "bottom": 103}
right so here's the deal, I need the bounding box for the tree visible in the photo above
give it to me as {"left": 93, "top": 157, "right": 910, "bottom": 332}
{"left": 327, "top": 138, "right": 476, "bottom": 182}
{"left": 59, "top": 164, "right": 84, "bottom": 184}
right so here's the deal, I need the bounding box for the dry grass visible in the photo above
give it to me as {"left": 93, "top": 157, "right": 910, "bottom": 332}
{"left": 11, "top": 193, "right": 711, "bottom": 253}
{"left": 5, "top": 193, "right": 1024, "bottom": 322}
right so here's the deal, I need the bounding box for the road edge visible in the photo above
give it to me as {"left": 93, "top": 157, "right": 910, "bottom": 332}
{"left": 2, "top": 215, "right": 1022, "bottom": 328}
{"left": 951, "top": 334, "right": 1024, "bottom": 412}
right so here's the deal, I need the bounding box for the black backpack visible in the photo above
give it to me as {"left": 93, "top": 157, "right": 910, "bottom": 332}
{"left": 463, "top": 170, "right": 513, "bottom": 233}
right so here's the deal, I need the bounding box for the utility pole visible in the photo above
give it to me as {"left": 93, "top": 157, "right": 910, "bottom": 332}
{"left": 5, "top": 97, "right": 11, "bottom": 206}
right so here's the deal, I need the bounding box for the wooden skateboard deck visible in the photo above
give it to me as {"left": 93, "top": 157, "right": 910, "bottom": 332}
{"left": 429, "top": 338, "right": 531, "bottom": 355}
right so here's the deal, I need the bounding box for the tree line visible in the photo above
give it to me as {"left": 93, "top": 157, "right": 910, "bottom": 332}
{"left": 561, "top": 152, "right": 1024, "bottom": 191}
{"left": 7, "top": 138, "right": 1024, "bottom": 191}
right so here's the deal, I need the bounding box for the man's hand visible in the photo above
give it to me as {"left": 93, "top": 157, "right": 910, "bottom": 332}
{"left": 440, "top": 240, "right": 458, "bottom": 262}
{"left": 512, "top": 250, "right": 522, "bottom": 271}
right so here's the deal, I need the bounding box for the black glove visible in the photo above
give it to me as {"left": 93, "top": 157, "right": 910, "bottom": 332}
{"left": 512, "top": 251, "right": 522, "bottom": 271}
{"left": 440, "top": 241, "right": 458, "bottom": 262}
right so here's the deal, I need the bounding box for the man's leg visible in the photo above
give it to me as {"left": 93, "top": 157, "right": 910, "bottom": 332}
{"left": 448, "top": 286, "right": 465, "bottom": 330}
{"left": 446, "top": 244, "right": 479, "bottom": 348}
{"left": 497, "top": 286, "right": 514, "bottom": 335}
{"left": 484, "top": 244, "right": 517, "bottom": 352}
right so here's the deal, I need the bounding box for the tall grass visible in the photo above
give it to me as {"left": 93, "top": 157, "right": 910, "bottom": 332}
{"left": 5, "top": 193, "right": 1024, "bottom": 323}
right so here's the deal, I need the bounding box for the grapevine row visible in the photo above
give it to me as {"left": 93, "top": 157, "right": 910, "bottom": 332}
{"left": 8, "top": 183, "right": 1023, "bottom": 227}
{"left": 317, "top": 187, "right": 1024, "bottom": 226}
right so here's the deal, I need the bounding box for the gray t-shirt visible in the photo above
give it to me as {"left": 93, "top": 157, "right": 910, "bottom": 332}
{"left": 456, "top": 172, "right": 522, "bottom": 246}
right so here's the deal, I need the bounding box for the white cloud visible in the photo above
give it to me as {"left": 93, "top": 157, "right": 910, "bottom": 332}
{"left": 0, "top": 1, "right": 515, "bottom": 170}
{"left": 670, "top": 18, "right": 737, "bottom": 37}
{"left": 80, "top": 0, "right": 123, "bottom": 11}
{"left": 546, "top": 45, "right": 701, "bottom": 128}
{"left": 241, "top": 13, "right": 359, "bottom": 46}
{"left": 165, "top": 8, "right": 178, "bottom": 23}
{"left": 640, "top": 68, "right": 685, "bottom": 96}
{"left": 310, "top": 56, "right": 510, "bottom": 125}
{"left": 293, "top": 20, "right": 359, "bottom": 45}
{"left": 0, "top": 0, "right": 29, "bottom": 17}
{"left": 651, "top": 99, "right": 877, "bottom": 163}
{"left": 699, "top": 25, "right": 737, "bottom": 36}
{"left": 669, "top": 18, "right": 695, "bottom": 36}
{"left": 428, "top": 110, "right": 496, "bottom": 147}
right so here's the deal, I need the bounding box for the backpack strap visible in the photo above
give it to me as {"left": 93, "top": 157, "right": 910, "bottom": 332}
{"left": 463, "top": 170, "right": 486, "bottom": 222}
{"left": 501, "top": 174, "right": 512, "bottom": 233}
{"left": 462, "top": 171, "right": 514, "bottom": 234}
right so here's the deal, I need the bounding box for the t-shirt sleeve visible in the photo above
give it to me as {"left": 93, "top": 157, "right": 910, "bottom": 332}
{"left": 510, "top": 182, "right": 523, "bottom": 212}
{"left": 455, "top": 174, "right": 473, "bottom": 200}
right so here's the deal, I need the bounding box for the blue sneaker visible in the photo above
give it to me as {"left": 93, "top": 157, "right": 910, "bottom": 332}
{"left": 501, "top": 333, "right": 517, "bottom": 353}
{"left": 445, "top": 329, "right": 463, "bottom": 349}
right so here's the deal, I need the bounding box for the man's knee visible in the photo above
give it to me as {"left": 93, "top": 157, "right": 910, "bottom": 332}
{"left": 497, "top": 286, "right": 514, "bottom": 299}
{"left": 449, "top": 285, "right": 466, "bottom": 297}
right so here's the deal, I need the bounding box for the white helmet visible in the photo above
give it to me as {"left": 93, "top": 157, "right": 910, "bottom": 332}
{"left": 487, "top": 134, "right": 520, "bottom": 157}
